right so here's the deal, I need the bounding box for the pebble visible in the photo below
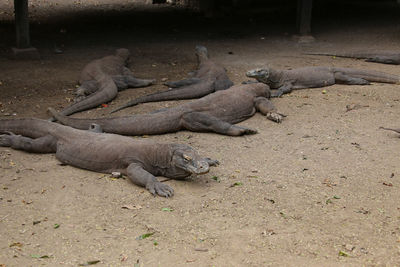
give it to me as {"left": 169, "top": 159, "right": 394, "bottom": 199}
{"left": 111, "top": 172, "right": 122, "bottom": 178}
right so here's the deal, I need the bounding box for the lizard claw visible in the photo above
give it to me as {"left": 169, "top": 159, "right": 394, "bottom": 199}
{"left": 226, "top": 125, "right": 257, "bottom": 136}
{"left": 241, "top": 80, "right": 258, "bottom": 85}
{"left": 243, "top": 128, "right": 258, "bottom": 135}
{"left": 205, "top": 158, "right": 219, "bottom": 166}
{"left": 267, "top": 112, "right": 283, "bottom": 123}
{"left": 270, "top": 90, "right": 283, "bottom": 98}
{"left": 146, "top": 181, "right": 174, "bottom": 198}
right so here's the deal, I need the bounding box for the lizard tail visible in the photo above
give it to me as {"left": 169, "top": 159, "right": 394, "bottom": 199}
{"left": 110, "top": 81, "right": 214, "bottom": 114}
{"left": 51, "top": 75, "right": 118, "bottom": 120}
{"left": 110, "top": 99, "right": 138, "bottom": 114}
{"left": 379, "top": 127, "right": 400, "bottom": 134}
{"left": 304, "top": 52, "right": 338, "bottom": 56}
{"left": 304, "top": 51, "right": 378, "bottom": 60}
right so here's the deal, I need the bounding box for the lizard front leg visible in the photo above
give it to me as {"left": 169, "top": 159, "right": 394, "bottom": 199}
{"left": 270, "top": 83, "right": 293, "bottom": 97}
{"left": 254, "top": 97, "right": 283, "bottom": 123}
{"left": 126, "top": 163, "right": 174, "bottom": 197}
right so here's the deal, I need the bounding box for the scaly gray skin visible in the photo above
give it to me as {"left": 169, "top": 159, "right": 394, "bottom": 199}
{"left": 0, "top": 118, "right": 218, "bottom": 197}
{"left": 49, "top": 83, "right": 283, "bottom": 136}
{"left": 380, "top": 127, "right": 400, "bottom": 135}
{"left": 50, "top": 48, "right": 155, "bottom": 121}
{"left": 110, "top": 45, "right": 233, "bottom": 113}
{"left": 246, "top": 66, "right": 400, "bottom": 97}
{"left": 305, "top": 50, "right": 400, "bottom": 65}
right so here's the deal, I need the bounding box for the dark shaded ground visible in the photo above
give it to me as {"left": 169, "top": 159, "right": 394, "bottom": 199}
{"left": 1, "top": 1, "right": 400, "bottom": 266}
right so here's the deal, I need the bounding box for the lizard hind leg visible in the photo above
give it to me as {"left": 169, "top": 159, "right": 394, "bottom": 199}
{"left": 181, "top": 112, "right": 257, "bottom": 136}
{"left": 164, "top": 78, "right": 201, "bottom": 88}
{"left": 75, "top": 80, "right": 99, "bottom": 101}
{"left": 334, "top": 72, "right": 370, "bottom": 85}
{"left": 124, "top": 75, "right": 156, "bottom": 88}
{"left": 0, "top": 133, "right": 57, "bottom": 153}
{"left": 365, "top": 56, "right": 400, "bottom": 65}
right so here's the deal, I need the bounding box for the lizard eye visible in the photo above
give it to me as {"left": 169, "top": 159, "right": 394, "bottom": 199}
{"left": 183, "top": 154, "right": 192, "bottom": 161}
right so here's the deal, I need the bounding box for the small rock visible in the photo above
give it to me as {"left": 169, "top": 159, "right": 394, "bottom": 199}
{"left": 345, "top": 244, "right": 355, "bottom": 251}
{"left": 161, "top": 78, "right": 168, "bottom": 82}
{"left": 54, "top": 48, "right": 63, "bottom": 54}
{"left": 111, "top": 172, "right": 122, "bottom": 178}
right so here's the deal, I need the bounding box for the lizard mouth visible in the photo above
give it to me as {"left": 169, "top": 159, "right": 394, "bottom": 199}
{"left": 246, "top": 70, "right": 254, "bottom": 77}
{"left": 186, "top": 161, "right": 210, "bottom": 175}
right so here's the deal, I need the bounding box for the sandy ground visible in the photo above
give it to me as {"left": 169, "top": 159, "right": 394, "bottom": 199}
{"left": 1, "top": 1, "right": 400, "bottom": 266}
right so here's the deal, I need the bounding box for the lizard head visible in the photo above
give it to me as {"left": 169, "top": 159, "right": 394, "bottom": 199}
{"left": 246, "top": 68, "right": 270, "bottom": 83}
{"left": 172, "top": 145, "right": 210, "bottom": 175}
{"left": 195, "top": 45, "right": 209, "bottom": 62}
{"left": 115, "top": 48, "right": 130, "bottom": 63}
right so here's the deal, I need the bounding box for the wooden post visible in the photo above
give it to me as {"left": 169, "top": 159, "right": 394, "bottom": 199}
{"left": 14, "top": 0, "right": 30, "bottom": 48}
{"left": 296, "top": 0, "right": 313, "bottom": 35}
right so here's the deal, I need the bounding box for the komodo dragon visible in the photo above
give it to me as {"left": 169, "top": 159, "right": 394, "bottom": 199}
{"left": 50, "top": 48, "right": 155, "bottom": 120}
{"left": 110, "top": 45, "right": 233, "bottom": 113}
{"left": 0, "top": 118, "right": 218, "bottom": 197}
{"left": 49, "top": 83, "right": 283, "bottom": 136}
{"left": 305, "top": 50, "right": 400, "bottom": 65}
{"left": 246, "top": 66, "right": 400, "bottom": 97}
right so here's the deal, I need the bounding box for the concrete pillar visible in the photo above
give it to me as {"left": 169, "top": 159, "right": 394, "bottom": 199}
{"left": 14, "top": 0, "right": 30, "bottom": 48}
{"left": 12, "top": 0, "right": 39, "bottom": 59}
{"left": 295, "top": 0, "right": 314, "bottom": 43}
{"left": 296, "top": 0, "right": 313, "bottom": 35}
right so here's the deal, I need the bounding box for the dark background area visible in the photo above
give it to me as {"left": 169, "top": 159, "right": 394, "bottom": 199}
{"left": 1, "top": 0, "right": 400, "bottom": 55}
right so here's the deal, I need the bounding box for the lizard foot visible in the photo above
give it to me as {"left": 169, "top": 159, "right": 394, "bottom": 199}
{"left": 270, "top": 90, "right": 284, "bottom": 98}
{"left": 74, "top": 95, "right": 86, "bottom": 103}
{"left": 146, "top": 181, "right": 174, "bottom": 198}
{"left": 241, "top": 80, "right": 259, "bottom": 85}
{"left": 227, "top": 125, "right": 258, "bottom": 136}
{"left": 205, "top": 158, "right": 220, "bottom": 166}
{"left": 267, "top": 112, "right": 283, "bottom": 123}
{"left": 0, "top": 132, "right": 17, "bottom": 147}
